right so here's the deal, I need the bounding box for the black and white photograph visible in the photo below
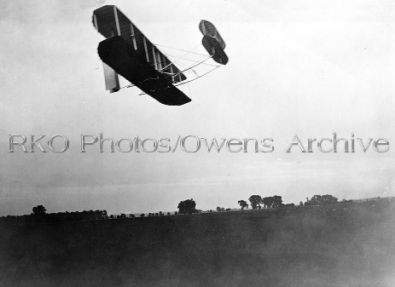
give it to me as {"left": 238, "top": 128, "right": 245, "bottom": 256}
{"left": 0, "top": 1, "right": 394, "bottom": 286}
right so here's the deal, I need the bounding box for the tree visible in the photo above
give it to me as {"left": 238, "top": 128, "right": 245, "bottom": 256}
{"left": 305, "top": 194, "right": 338, "bottom": 206}
{"left": 262, "top": 197, "right": 274, "bottom": 208}
{"left": 321, "top": 194, "right": 338, "bottom": 205}
{"left": 306, "top": 195, "right": 322, "bottom": 206}
{"left": 177, "top": 199, "right": 197, "bottom": 214}
{"left": 248, "top": 195, "right": 262, "bottom": 209}
{"left": 238, "top": 200, "right": 248, "bottom": 210}
{"left": 272, "top": 196, "right": 283, "bottom": 208}
{"left": 32, "top": 205, "right": 46, "bottom": 216}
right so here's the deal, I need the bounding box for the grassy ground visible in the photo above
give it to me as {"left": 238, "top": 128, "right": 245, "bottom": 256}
{"left": 0, "top": 199, "right": 394, "bottom": 287}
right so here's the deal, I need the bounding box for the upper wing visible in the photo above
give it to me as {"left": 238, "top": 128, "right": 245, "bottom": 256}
{"left": 92, "top": 5, "right": 186, "bottom": 84}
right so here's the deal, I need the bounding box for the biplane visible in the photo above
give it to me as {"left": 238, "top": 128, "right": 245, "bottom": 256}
{"left": 92, "top": 5, "right": 228, "bottom": 106}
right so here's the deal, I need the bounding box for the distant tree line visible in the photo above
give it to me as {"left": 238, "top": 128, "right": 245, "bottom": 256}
{"left": 240, "top": 195, "right": 284, "bottom": 210}
{"left": 0, "top": 194, "right": 343, "bottom": 223}
{"left": 304, "top": 195, "right": 338, "bottom": 206}
{"left": 236, "top": 194, "right": 339, "bottom": 211}
{"left": 0, "top": 206, "right": 108, "bottom": 223}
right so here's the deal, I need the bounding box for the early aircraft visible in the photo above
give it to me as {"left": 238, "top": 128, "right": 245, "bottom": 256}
{"left": 92, "top": 5, "right": 228, "bottom": 106}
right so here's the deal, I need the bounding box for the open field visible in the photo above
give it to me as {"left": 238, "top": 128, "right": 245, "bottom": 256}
{"left": 0, "top": 199, "right": 394, "bottom": 287}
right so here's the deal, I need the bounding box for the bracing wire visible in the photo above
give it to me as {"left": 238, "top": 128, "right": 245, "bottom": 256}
{"left": 156, "top": 43, "right": 213, "bottom": 72}
{"left": 154, "top": 43, "right": 207, "bottom": 57}
{"left": 176, "top": 55, "right": 213, "bottom": 75}
{"left": 118, "top": 43, "right": 219, "bottom": 90}
{"left": 163, "top": 53, "right": 218, "bottom": 67}
{"left": 175, "top": 65, "right": 221, "bottom": 87}
{"left": 120, "top": 65, "right": 220, "bottom": 91}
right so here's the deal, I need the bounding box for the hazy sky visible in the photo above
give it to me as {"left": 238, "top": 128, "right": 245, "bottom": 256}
{"left": 1, "top": 0, "right": 395, "bottom": 215}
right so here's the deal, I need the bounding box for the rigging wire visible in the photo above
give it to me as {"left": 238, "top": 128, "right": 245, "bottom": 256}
{"left": 154, "top": 43, "right": 207, "bottom": 57}
{"left": 120, "top": 60, "right": 220, "bottom": 90}
{"left": 176, "top": 55, "right": 213, "bottom": 75}
{"left": 175, "top": 65, "right": 220, "bottom": 87}
{"left": 157, "top": 43, "right": 212, "bottom": 71}
{"left": 163, "top": 53, "right": 218, "bottom": 67}
{"left": 120, "top": 65, "right": 220, "bottom": 91}
{"left": 117, "top": 44, "right": 218, "bottom": 90}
